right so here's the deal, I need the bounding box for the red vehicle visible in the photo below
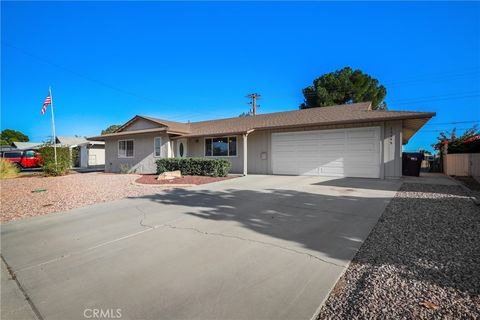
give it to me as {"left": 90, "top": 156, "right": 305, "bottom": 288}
{"left": 1, "top": 149, "right": 42, "bottom": 169}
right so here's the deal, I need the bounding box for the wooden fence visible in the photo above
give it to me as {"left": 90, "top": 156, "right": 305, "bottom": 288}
{"left": 444, "top": 153, "right": 480, "bottom": 176}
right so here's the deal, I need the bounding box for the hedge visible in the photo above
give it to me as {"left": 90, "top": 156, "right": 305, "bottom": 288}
{"left": 156, "top": 158, "right": 231, "bottom": 177}
{"left": 38, "top": 145, "right": 71, "bottom": 176}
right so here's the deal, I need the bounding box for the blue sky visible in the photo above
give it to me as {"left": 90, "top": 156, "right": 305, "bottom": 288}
{"left": 2, "top": 1, "right": 479, "bottom": 152}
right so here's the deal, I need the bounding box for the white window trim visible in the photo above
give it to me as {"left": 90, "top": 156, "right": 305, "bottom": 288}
{"left": 118, "top": 139, "right": 135, "bottom": 158}
{"left": 153, "top": 136, "right": 162, "bottom": 158}
{"left": 204, "top": 136, "right": 238, "bottom": 158}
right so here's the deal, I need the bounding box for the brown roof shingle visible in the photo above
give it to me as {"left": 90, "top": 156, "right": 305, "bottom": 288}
{"left": 90, "top": 102, "right": 435, "bottom": 140}
{"left": 185, "top": 102, "right": 434, "bottom": 137}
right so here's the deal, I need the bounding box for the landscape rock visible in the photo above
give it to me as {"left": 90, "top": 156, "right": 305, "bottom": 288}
{"left": 157, "top": 170, "right": 182, "bottom": 180}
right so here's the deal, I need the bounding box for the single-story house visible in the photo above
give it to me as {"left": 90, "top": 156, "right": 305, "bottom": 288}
{"left": 11, "top": 142, "right": 43, "bottom": 150}
{"left": 55, "top": 136, "right": 106, "bottom": 168}
{"left": 88, "top": 102, "right": 435, "bottom": 179}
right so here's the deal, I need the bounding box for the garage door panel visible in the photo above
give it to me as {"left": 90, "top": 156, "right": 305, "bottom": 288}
{"left": 320, "top": 167, "right": 344, "bottom": 176}
{"left": 318, "top": 144, "right": 344, "bottom": 151}
{"left": 346, "top": 143, "right": 377, "bottom": 152}
{"left": 317, "top": 156, "right": 344, "bottom": 163}
{"left": 272, "top": 127, "right": 381, "bottom": 178}
{"left": 346, "top": 130, "right": 377, "bottom": 139}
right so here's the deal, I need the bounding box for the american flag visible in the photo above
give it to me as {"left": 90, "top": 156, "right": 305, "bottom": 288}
{"left": 41, "top": 95, "right": 51, "bottom": 115}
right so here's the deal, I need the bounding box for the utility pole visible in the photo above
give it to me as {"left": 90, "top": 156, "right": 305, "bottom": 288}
{"left": 246, "top": 93, "right": 261, "bottom": 115}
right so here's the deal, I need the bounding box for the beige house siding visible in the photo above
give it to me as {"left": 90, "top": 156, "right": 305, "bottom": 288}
{"left": 123, "top": 119, "right": 163, "bottom": 132}
{"left": 186, "top": 136, "right": 244, "bottom": 173}
{"left": 383, "top": 120, "right": 403, "bottom": 178}
{"left": 103, "top": 120, "right": 404, "bottom": 178}
{"left": 247, "top": 131, "right": 270, "bottom": 174}
{"left": 104, "top": 132, "right": 170, "bottom": 173}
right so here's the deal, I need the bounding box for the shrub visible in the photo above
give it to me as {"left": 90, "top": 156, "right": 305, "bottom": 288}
{"left": 156, "top": 158, "right": 232, "bottom": 177}
{"left": 71, "top": 146, "right": 80, "bottom": 167}
{"left": 38, "top": 145, "right": 71, "bottom": 176}
{"left": 0, "top": 159, "right": 19, "bottom": 179}
{"left": 119, "top": 163, "right": 132, "bottom": 174}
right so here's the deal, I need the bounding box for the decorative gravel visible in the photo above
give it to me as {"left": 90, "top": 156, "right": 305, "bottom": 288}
{"left": 135, "top": 174, "right": 235, "bottom": 185}
{"left": 0, "top": 173, "right": 169, "bottom": 222}
{"left": 317, "top": 183, "right": 480, "bottom": 319}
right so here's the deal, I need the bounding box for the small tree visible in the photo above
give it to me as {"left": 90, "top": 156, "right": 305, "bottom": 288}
{"left": 300, "top": 67, "right": 387, "bottom": 110}
{"left": 38, "top": 145, "right": 71, "bottom": 176}
{"left": 101, "top": 125, "right": 121, "bottom": 135}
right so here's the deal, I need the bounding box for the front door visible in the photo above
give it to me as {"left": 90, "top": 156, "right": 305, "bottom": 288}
{"left": 177, "top": 139, "right": 187, "bottom": 158}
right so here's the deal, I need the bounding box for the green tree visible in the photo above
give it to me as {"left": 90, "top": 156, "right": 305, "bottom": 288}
{"left": 0, "top": 129, "right": 29, "bottom": 145}
{"left": 101, "top": 124, "right": 121, "bottom": 135}
{"left": 300, "top": 67, "right": 387, "bottom": 110}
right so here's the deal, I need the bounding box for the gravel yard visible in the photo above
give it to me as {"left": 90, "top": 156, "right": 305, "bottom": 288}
{"left": 317, "top": 182, "right": 480, "bottom": 319}
{"left": 0, "top": 173, "right": 168, "bottom": 222}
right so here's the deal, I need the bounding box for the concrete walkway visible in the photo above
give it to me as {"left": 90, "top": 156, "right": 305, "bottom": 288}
{"left": 1, "top": 175, "right": 401, "bottom": 320}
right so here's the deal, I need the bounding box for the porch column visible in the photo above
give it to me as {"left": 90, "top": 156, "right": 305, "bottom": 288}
{"left": 243, "top": 133, "right": 248, "bottom": 176}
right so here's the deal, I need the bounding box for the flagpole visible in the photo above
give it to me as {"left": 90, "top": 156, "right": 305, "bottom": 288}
{"left": 49, "top": 86, "right": 58, "bottom": 166}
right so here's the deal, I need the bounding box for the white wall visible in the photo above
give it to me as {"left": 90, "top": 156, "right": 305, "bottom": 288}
{"left": 88, "top": 147, "right": 105, "bottom": 166}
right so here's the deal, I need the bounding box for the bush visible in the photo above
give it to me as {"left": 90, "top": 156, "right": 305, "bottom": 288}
{"left": 71, "top": 147, "right": 80, "bottom": 167}
{"left": 119, "top": 163, "right": 132, "bottom": 174}
{"left": 156, "top": 158, "right": 232, "bottom": 177}
{"left": 0, "top": 159, "right": 19, "bottom": 179}
{"left": 38, "top": 145, "right": 71, "bottom": 176}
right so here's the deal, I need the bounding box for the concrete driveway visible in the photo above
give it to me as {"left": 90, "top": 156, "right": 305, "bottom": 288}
{"left": 1, "top": 175, "right": 401, "bottom": 320}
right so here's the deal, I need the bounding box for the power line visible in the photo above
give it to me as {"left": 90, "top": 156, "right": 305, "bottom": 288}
{"left": 424, "top": 120, "right": 480, "bottom": 126}
{"left": 383, "top": 68, "right": 480, "bottom": 87}
{"left": 421, "top": 128, "right": 474, "bottom": 132}
{"left": 2, "top": 42, "right": 230, "bottom": 122}
{"left": 388, "top": 90, "right": 480, "bottom": 103}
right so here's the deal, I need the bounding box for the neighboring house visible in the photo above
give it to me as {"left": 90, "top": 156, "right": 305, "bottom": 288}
{"left": 88, "top": 102, "right": 435, "bottom": 178}
{"left": 11, "top": 142, "right": 43, "bottom": 150}
{"left": 56, "top": 136, "right": 105, "bottom": 168}
{"left": 79, "top": 141, "right": 105, "bottom": 168}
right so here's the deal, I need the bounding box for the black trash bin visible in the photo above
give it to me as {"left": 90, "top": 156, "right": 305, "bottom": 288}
{"left": 402, "top": 152, "right": 424, "bottom": 176}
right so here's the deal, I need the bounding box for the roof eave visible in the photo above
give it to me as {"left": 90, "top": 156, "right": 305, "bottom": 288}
{"left": 87, "top": 128, "right": 169, "bottom": 140}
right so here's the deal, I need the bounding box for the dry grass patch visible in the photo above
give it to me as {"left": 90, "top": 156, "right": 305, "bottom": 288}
{"left": 0, "top": 159, "right": 19, "bottom": 179}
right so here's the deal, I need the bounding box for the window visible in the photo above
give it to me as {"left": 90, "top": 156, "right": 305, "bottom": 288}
{"left": 25, "top": 151, "right": 35, "bottom": 157}
{"left": 154, "top": 137, "right": 161, "bottom": 157}
{"left": 205, "top": 136, "right": 237, "bottom": 156}
{"left": 3, "top": 152, "right": 22, "bottom": 158}
{"left": 118, "top": 140, "right": 134, "bottom": 158}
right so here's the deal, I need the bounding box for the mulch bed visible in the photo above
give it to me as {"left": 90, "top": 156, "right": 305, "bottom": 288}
{"left": 135, "top": 175, "right": 235, "bottom": 185}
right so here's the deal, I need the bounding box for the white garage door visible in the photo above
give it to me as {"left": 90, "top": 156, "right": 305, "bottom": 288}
{"left": 272, "top": 127, "right": 381, "bottom": 178}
